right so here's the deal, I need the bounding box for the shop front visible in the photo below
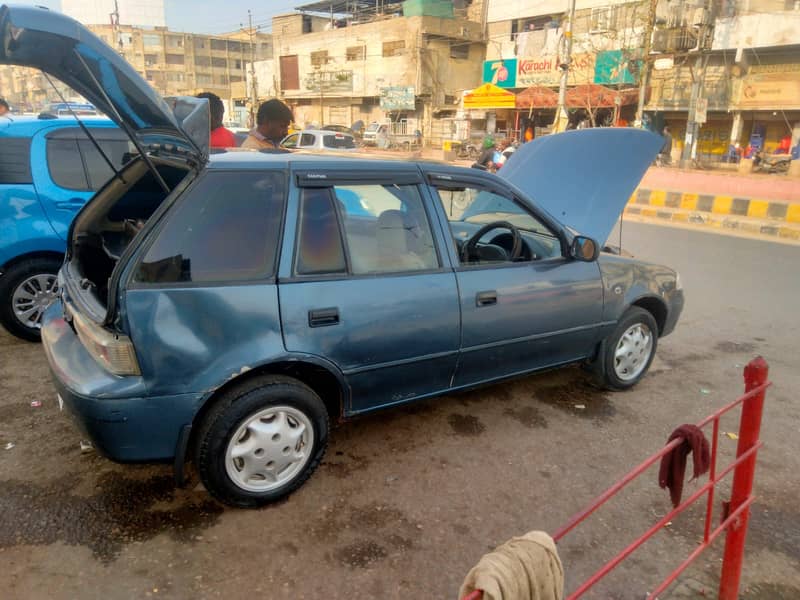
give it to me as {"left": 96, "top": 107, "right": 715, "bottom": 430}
{"left": 461, "top": 82, "right": 516, "bottom": 141}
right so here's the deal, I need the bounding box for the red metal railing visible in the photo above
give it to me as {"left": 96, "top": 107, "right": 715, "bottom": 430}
{"left": 461, "top": 357, "right": 770, "bottom": 600}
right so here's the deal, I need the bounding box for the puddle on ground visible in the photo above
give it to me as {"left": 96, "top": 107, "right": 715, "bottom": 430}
{"left": 455, "top": 386, "right": 512, "bottom": 406}
{"left": 534, "top": 379, "right": 615, "bottom": 420}
{"left": 320, "top": 453, "right": 370, "bottom": 479}
{"left": 335, "top": 540, "right": 388, "bottom": 568}
{"left": 659, "top": 351, "right": 714, "bottom": 369}
{"left": 715, "top": 341, "right": 757, "bottom": 354}
{"left": 447, "top": 414, "right": 487, "bottom": 436}
{"left": 503, "top": 405, "right": 548, "bottom": 429}
{"left": 0, "top": 472, "right": 223, "bottom": 562}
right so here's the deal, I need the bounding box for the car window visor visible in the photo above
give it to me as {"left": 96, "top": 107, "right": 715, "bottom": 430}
{"left": 72, "top": 48, "right": 170, "bottom": 194}
{"left": 43, "top": 71, "right": 127, "bottom": 186}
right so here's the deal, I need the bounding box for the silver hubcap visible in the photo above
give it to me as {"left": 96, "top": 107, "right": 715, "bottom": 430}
{"left": 614, "top": 322, "right": 653, "bottom": 381}
{"left": 11, "top": 274, "right": 59, "bottom": 329}
{"left": 225, "top": 405, "right": 314, "bottom": 493}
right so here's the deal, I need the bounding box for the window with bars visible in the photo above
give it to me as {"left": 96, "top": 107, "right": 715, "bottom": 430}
{"left": 346, "top": 46, "right": 365, "bottom": 61}
{"left": 382, "top": 40, "right": 405, "bottom": 57}
{"left": 590, "top": 6, "right": 618, "bottom": 32}
{"left": 311, "top": 50, "right": 329, "bottom": 67}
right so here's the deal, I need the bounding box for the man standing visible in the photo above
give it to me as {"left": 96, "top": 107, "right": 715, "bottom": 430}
{"left": 660, "top": 126, "right": 673, "bottom": 165}
{"left": 0, "top": 98, "right": 9, "bottom": 116}
{"left": 196, "top": 92, "right": 236, "bottom": 148}
{"left": 241, "top": 99, "right": 294, "bottom": 150}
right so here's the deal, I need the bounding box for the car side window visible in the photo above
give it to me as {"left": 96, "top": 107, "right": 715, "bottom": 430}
{"left": 335, "top": 184, "right": 439, "bottom": 274}
{"left": 46, "top": 139, "right": 89, "bottom": 190}
{"left": 300, "top": 133, "right": 315, "bottom": 147}
{"left": 432, "top": 184, "right": 562, "bottom": 264}
{"left": 135, "top": 172, "right": 285, "bottom": 284}
{"left": 282, "top": 134, "right": 299, "bottom": 148}
{"left": 46, "top": 131, "right": 134, "bottom": 191}
{"left": 295, "top": 188, "right": 347, "bottom": 275}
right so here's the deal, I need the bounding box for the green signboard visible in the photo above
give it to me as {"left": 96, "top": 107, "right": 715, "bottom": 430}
{"left": 594, "top": 50, "right": 639, "bottom": 85}
{"left": 482, "top": 58, "right": 517, "bottom": 88}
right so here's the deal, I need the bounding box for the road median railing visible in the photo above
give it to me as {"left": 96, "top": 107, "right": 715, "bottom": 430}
{"left": 461, "top": 357, "right": 771, "bottom": 600}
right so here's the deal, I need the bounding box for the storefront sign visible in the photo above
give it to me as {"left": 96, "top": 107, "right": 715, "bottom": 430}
{"left": 738, "top": 73, "right": 800, "bottom": 109}
{"left": 304, "top": 70, "right": 353, "bottom": 93}
{"left": 594, "top": 50, "right": 639, "bottom": 85}
{"left": 516, "top": 53, "right": 594, "bottom": 87}
{"left": 380, "top": 86, "right": 416, "bottom": 110}
{"left": 463, "top": 83, "right": 516, "bottom": 110}
{"left": 482, "top": 59, "right": 517, "bottom": 88}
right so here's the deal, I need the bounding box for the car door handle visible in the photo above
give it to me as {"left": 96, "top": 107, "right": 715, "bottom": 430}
{"left": 476, "top": 291, "right": 497, "bottom": 307}
{"left": 308, "top": 307, "right": 340, "bottom": 327}
{"left": 54, "top": 199, "right": 86, "bottom": 211}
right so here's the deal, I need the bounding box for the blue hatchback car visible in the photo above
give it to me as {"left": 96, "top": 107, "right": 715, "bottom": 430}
{"left": 3, "top": 5, "right": 683, "bottom": 507}
{"left": 0, "top": 114, "right": 127, "bottom": 340}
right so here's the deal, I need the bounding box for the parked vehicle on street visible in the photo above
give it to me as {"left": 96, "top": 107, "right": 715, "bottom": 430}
{"left": 753, "top": 150, "right": 791, "bottom": 174}
{"left": 3, "top": 5, "right": 683, "bottom": 508}
{"left": 0, "top": 113, "right": 127, "bottom": 341}
{"left": 280, "top": 129, "right": 358, "bottom": 151}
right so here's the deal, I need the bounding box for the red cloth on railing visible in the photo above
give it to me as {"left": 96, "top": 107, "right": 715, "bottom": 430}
{"left": 658, "top": 424, "right": 710, "bottom": 507}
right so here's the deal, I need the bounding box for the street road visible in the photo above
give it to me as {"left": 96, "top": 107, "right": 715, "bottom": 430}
{"left": 1, "top": 221, "right": 798, "bottom": 599}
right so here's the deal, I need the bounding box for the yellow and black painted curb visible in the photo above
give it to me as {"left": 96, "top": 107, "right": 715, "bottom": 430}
{"left": 625, "top": 189, "right": 800, "bottom": 240}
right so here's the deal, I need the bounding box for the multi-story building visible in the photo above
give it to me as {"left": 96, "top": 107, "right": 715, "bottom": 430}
{"left": 645, "top": 0, "right": 800, "bottom": 159}
{"left": 481, "top": 0, "right": 650, "bottom": 139}
{"left": 61, "top": 0, "right": 166, "bottom": 28}
{"left": 0, "top": 22, "right": 272, "bottom": 124}
{"left": 248, "top": 0, "right": 488, "bottom": 145}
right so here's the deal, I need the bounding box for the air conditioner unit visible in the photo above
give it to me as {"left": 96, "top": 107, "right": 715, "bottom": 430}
{"left": 651, "top": 30, "right": 669, "bottom": 53}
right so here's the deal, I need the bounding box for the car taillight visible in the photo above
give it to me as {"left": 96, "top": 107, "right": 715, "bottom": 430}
{"left": 71, "top": 310, "right": 141, "bottom": 376}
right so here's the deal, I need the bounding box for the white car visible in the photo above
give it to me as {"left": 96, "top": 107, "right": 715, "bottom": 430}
{"left": 280, "top": 129, "right": 357, "bottom": 152}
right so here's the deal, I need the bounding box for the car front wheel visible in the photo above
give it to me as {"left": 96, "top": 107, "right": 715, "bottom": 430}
{"left": 194, "top": 375, "right": 329, "bottom": 508}
{"left": 0, "top": 257, "right": 63, "bottom": 342}
{"left": 602, "top": 307, "right": 658, "bottom": 390}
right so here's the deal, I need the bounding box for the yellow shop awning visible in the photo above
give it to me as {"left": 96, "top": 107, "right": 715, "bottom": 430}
{"left": 463, "top": 83, "right": 516, "bottom": 110}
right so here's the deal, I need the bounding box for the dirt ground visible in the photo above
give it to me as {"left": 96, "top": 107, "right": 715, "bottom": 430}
{"left": 1, "top": 221, "right": 799, "bottom": 599}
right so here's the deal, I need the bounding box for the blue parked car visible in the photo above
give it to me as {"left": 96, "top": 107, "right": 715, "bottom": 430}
{"left": 0, "top": 114, "right": 128, "bottom": 340}
{"left": 3, "top": 5, "right": 683, "bottom": 507}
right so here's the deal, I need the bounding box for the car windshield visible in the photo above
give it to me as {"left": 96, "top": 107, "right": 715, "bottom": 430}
{"left": 458, "top": 190, "right": 555, "bottom": 238}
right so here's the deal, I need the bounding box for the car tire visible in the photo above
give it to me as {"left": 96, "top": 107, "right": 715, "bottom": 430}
{"left": 601, "top": 307, "right": 658, "bottom": 390}
{"left": 0, "top": 256, "right": 63, "bottom": 342}
{"left": 194, "top": 375, "right": 329, "bottom": 508}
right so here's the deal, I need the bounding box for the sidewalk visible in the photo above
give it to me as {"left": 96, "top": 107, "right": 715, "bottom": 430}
{"left": 641, "top": 166, "right": 800, "bottom": 203}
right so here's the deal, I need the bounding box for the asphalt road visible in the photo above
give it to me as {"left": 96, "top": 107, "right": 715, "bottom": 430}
{"left": 1, "top": 221, "right": 798, "bottom": 599}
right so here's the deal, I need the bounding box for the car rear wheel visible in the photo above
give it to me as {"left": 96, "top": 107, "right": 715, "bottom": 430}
{"left": 194, "top": 375, "right": 329, "bottom": 507}
{"left": 0, "top": 257, "right": 62, "bottom": 342}
{"left": 602, "top": 307, "right": 658, "bottom": 390}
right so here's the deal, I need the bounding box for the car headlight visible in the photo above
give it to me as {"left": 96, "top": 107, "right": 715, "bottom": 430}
{"left": 675, "top": 272, "right": 683, "bottom": 291}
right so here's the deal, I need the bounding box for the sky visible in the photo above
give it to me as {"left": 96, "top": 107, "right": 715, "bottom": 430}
{"left": 16, "top": 0, "right": 303, "bottom": 34}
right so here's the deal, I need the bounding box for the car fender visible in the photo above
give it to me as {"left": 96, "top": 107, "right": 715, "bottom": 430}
{"left": 598, "top": 254, "right": 675, "bottom": 328}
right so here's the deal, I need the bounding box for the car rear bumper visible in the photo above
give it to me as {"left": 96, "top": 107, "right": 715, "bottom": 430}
{"left": 41, "top": 303, "right": 203, "bottom": 462}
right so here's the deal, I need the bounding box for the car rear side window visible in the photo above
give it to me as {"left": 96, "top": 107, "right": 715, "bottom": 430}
{"left": 0, "top": 138, "right": 33, "bottom": 184}
{"left": 46, "top": 139, "right": 89, "bottom": 190}
{"left": 323, "top": 135, "right": 355, "bottom": 149}
{"left": 295, "top": 188, "right": 347, "bottom": 275}
{"left": 135, "top": 171, "right": 285, "bottom": 284}
{"left": 46, "top": 129, "right": 134, "bottom": 191}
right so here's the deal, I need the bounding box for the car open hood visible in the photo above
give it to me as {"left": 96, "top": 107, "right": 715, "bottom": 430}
{"left": 0, "top": 4, "right": 208, "bottom": 163}
{"left": 498, "top": 129, "right": 662, "bottom": 243}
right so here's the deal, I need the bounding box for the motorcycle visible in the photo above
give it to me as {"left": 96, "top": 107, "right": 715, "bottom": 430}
{"left": 753, "top": 151, "right": 791, "bottom": 174}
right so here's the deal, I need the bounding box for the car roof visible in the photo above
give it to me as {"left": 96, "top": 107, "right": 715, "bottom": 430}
{"left": 207, "top": 149, "right": 460, "bottom": 172}
{"left": 295, "top": 129, "right": 354, "bottom": 137}
{"left": 0, "top": 115, "right": 116, "bottom": 137}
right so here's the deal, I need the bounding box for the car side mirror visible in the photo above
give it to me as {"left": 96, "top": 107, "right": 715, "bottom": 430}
{"left": 570, "top": 236, "right": 599, "bottom": 262}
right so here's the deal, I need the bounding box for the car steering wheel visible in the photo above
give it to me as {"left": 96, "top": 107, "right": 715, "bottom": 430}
{"left": 461, "top": 221, "right": 523, "bottom": 263}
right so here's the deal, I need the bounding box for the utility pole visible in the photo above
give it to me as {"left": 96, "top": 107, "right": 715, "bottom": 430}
{"left": 243, "top": 10, "right": 259, "bottom": 127}
{"left": 554, "top": 0, "right": 577, "bottom": 133}
{"left": 110, "top": 0, "right": 123, "bottom": 56}
{"left": 634, "top": 0, "right": 659, "bottom": 127}
{"left": 679, "top": 0, "right": 717, "bottom": 168}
